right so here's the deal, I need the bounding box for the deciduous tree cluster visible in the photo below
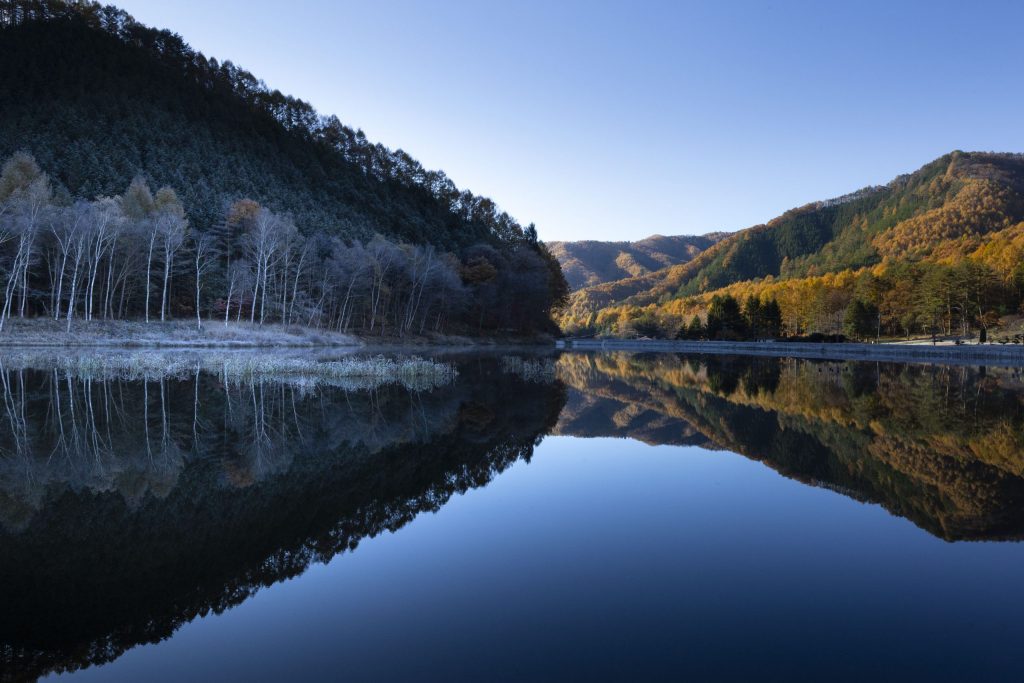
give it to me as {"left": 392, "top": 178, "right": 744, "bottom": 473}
{"left": 0, "top": 153, "right": 567, "bottom": 336}
{"left": 577, "top": 259, "right": 1014, "bottom": 342}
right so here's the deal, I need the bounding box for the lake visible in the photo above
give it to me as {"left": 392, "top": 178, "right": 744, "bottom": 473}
{"left": 3, "top": 351, "right": 1024, "bottom": 681}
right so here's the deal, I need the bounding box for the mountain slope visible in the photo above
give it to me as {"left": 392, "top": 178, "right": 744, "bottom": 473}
{"left": 0, "top": 0, "right": 568, "bottom": 338}
{"left": 0, "top": 1, "right": 526, "bottom": 248}
{"left": 561, "top": 151, "right": 1024, "bottom": 335}
{"left": 548, "top": 232, "right": 725, "bottom": 290}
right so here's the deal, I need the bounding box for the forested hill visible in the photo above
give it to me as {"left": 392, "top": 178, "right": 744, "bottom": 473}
{"left": 548, "top": 233, "right": 725, "bottom": 290}
{"left": 0, "top": 0, "right": 526, "bottom": 248}
{"left": 561, "top": 151, "right": 1024, "bottom": 339}
{"left": 0, "top": 0, "right": 568, "bottom": 338}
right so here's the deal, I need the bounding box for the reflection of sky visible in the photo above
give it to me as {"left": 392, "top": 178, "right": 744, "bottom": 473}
{"left": 55, "top": 436, "right": 1024, "bottom": 681}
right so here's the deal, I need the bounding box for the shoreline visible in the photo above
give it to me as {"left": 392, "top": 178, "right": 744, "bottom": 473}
{"left": 560, "top": 338, "right": 1024, "bottom": 366}
{"left": 0, "top": 319, "right": 552, "bottom": 350}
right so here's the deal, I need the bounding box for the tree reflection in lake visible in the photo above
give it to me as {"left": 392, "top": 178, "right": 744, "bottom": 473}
{"left": 556, "top": 352, "right": 1024, "bottom": 541}
{"left": 5, "top": 350, "right": 1024, "bottom": 681}
{"left": 0, "top": 355, "right": 564, "bottom": 682}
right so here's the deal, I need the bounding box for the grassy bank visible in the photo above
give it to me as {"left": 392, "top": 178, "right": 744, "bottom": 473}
{"left": 0, "top": 319, "right": 555, "bottom": 349}
{"left": 0, "top": 319, "right": 361, "bottom": 348}
{"left": 0, "top": 348, "right": 458, "bottom": 391}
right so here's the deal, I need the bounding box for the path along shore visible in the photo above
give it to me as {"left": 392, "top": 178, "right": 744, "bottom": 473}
{"left": 559, "top": 338, "right": 1024, "bottom": 366}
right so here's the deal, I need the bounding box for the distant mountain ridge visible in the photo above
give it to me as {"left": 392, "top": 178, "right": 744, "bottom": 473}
{"left": 549, "top": 233, "right": 725, "bottom": 290}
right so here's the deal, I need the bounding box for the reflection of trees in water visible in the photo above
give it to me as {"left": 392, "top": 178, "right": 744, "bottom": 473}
{"left": 0, "top": 364, "right": 471, "bottom": 531}
{"left": 0, "top": 367, "right": 189, "bottom": 528}
{"left": 556, "top": 352, "right": 1024, "bottom": 541}
{"left": 0, "top": 361, "right": 566, "bottom": 682}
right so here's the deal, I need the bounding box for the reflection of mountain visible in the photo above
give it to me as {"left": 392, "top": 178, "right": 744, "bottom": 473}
{"left": 557, "top": 352, "right": 1024, "bottom": 542}
{"left": 555, "top": 387, "right": 713, "bottom": 448}
{"left": 0, "top": 361, "right": 565, "bottom": 683}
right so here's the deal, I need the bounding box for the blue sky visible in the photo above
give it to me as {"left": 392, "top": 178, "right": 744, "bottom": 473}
{"left": 116, "top": 0, "right": 1024, "bottom": 242}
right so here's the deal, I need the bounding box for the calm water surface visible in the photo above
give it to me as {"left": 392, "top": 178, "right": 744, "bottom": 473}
{"left": 2, "top": 351, "right": 1024, "bottom": 681}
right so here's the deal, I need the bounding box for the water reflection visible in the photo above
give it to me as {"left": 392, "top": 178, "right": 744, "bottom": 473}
{"left": 0, "top": 356, "right": 564, "bottom": 681}
{"left": 556, "top": 353, "right": 1024, "bottom": 541}
{"left": 4, "top": 350, "right": 1024, "bottom": 681}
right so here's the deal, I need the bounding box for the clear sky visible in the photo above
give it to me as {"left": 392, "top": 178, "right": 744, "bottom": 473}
{"left": 114, "top": 0, "right": 1024, "bottom": 242}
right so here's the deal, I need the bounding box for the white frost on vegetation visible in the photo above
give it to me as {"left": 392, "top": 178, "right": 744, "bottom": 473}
{"left": 0, "top": 351, "right": 457, "bottom": 391}
{"left": 500, "top": 355, "right": 557, "bottom": 383}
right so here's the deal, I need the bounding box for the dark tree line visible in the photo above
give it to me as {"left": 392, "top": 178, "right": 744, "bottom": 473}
{"left": 677, "top": 295, "right": 783, "bottom": 341}
{"left": 0, "top": 152, "right": 568, "bottom": 336}
{"left": 610, "top": 293, "right": 783, "bottom": 341}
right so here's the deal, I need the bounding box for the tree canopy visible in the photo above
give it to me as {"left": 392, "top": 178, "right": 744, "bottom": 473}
{"left": 0, "top": 152, "right": 567, "bottom": 337}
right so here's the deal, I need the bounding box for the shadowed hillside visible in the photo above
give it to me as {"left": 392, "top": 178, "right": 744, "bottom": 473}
{"left": 0, "top": 0, "right": 530, "bottom": 247}
{"left": 0, "top": 0, "right": 569, "bottom": 338}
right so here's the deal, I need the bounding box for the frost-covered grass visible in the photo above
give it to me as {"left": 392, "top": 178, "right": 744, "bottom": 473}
{"left": 0, "top": 350, "right": 457, "bottom": 391}
{"left": 0, "top": 318, "right": 361, "bottom": 348}
{"left": 500, "top": 355, "right": 557, "bottom": 383}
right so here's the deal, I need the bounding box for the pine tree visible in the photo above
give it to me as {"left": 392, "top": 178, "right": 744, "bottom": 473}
{"left": 684, "top": 315, "right": 704, "bottom": 339}
{"left": 706, "top": 295, "right": 747, "bottom": 340}
{"left": 843, "top": 299, "right": 879, "bottom": 340}
{"left": 742, "top": 295, "right": 764, "bottom": 338}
